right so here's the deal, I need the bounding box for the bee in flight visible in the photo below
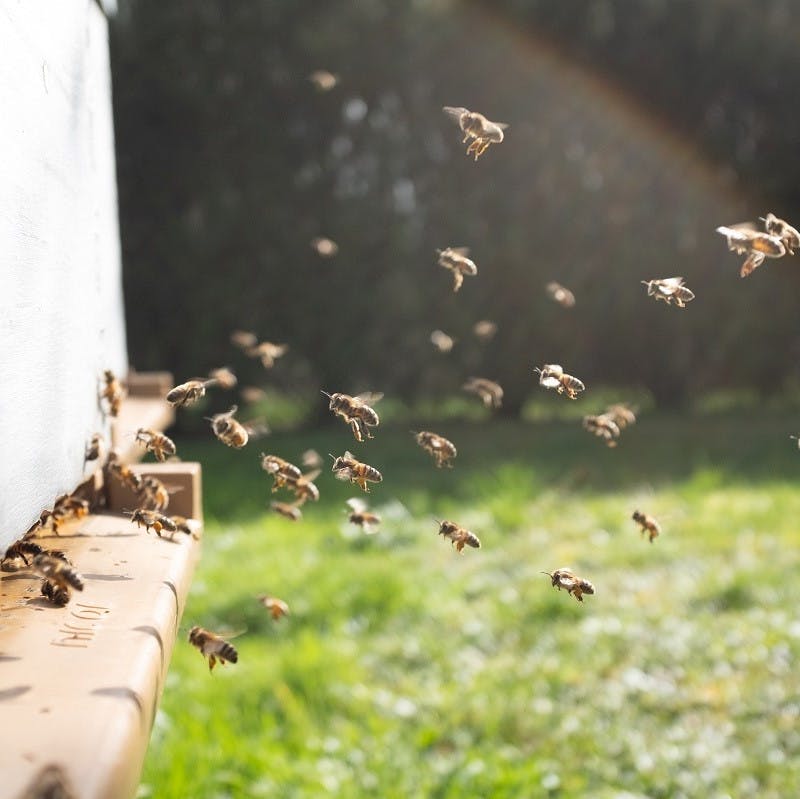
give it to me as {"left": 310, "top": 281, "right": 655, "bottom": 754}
{"left": 33, "top": 553, "right": 84, "bottom": 606}
{"left": 269, "top": 500, "right": 303, "bottom": 521}
{"left": 436, "top": 246, "right": 477, "bottom": 293}
{"left": 308, "top": 70, "right": 338, "bottom": 91}
{"left": 301, "top": 449, "right": 324, "bottom": 470}
{"left": 346, "top": 498, "right": 381, "bottom": 532}
{"left": 188, "top": 626, "right": 239, "bottom": 673}
{"left": 542, "top": 568, "right": 595, "bottom": 602}
{"left": 582, "top": 414, "right": 620, "bottom": 447}
{"left": 126, "top": 508, "right": 178, "bottom": 538}
{"left": 139, "top": 475, "right": 174, "bottom": 512}
{"left": 100, "top": 369, "right": 124, "bottom": 417}
{"left": 135, "top": 428, "right": 177, "bottom": 463}
{"left": 463, "top": 377, "right": 503, "bottom": 409}
{"left": 430, "top": 329, "right": 456, "bottom": 353}
{"left": 436, "top": 519, "right": 480, "bottom": 553}
{"left": 632, "top": 510, "right": 661, "bottom": 543}
{"left": 473, "top": 320, "right": 497, "bottom": 342}
{"left": 207, "top": 366, "right": 238, "bottom": 389}
{"left": 413, "top": 431, "right": 457, "bottom": 468}
{"left": 166, "top": 376, "right": 219, "bottom": 408}
{"left": 330, "top": 452, "right": 383, "bottom": 492}
{"left": 84, "top": 433, "right": 104, "bottom": 464}
{"left": 716, "top": 221, "right": 786, "bottom": 278}
{"left": 106, "top": 450, "right": 144, "bottom": 493}
{"left": 260, "top": 453, "right": 302, "bottom": 491}
{"left": 258, "top": 595, "right": 290, "bottom": 620}
{"left": 534, "top": 364, "right": 585, "bottom": 399}
{"left": 207, "top": 405, "right": 268, "bottom": 448}
{"left": 762, "top": 213, "right": 800, "bottom": 253}
{"left": 443, "top": 106, "right": 508, "bottom": 160}
{"left": 603, "top": 403, "right": 637, "bottom": 429}
{"left": 641, "top": 276, "right": 695, "bottom": 307}
{"left": 310, "top": 236, "right": 339, "bottom": 257}
{"left": 322, "top": 391, "right": 382, "bottom": 443}
{"left": 285, "top": 469, "right": 321, "bottom": 506}
{"left": 546, "top": 281, "right": 576, "bottom": 308}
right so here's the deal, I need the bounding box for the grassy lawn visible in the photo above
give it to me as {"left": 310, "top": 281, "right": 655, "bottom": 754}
{"left": 140, "top": 413, "right": 800, "bottom": 798}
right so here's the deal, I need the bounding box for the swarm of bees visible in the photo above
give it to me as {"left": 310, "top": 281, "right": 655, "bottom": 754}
{"left": 330, "top": 452, "right": 382, "bottom": 492}
{"left": 188, "top": 626, "right": 238, "bottom": 672}
{"left": 463, "top": 377, "right": 503, "bottom": 409}
{"left": 346, "top": 498, "right": 381, "bottom": 532}
{"left": 717, "top": 213, "right": 799, "bottom": 277}
{"left": 534, "top": 364, "right": 585, "bottom": 399}
{"left": 413, "top": 431, "right": 457, "bottom": 468}
{"left": 542, "top": 568, "right": 595, "bottom": 603}
{"left": 436, "top": 520, "right": 480, "bottom": 553}
{"left": 632, "top": 510, "right": 661, "bottom": 543}
{"left": 641, "top": 277, "right": 695, "bottom": 308}
{"left": 323, "top": 391, "right": 381, "bottom": 442}
{"left": 436, "top": 246, "right": 478, "bottom": 293}
{"left": 443, "top": 106, "right": 508, "bottom": 160}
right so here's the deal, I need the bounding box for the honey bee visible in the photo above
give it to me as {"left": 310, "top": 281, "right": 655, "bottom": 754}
{"left": 241, "top": 386, "right": 267, "bottom": 405}
{"left": 541, "top": 568, "right": 595, "bottom": 602}
{"left": 310, "top": 236, "right": 339, "bottom": 257}
{"left": 260, "top": 453, "right": 302, "bottom": 491}
{"left": 166, "top": 377, "right": 218, "bottom": 408}
{"left": 641, "top": 276, "right": 696, "bottom": 306}
{"left": 33, "top": 553, "right": 84, "bottom": 606}
{"left": 546, "top": 281, "right": 576, "bottom": 308}
{"left": 230, "top": 330, "right": 258, "bottom": 350}
{"left": 534, "top": 364, "right": 585, "bottom": 399}
{"left": 84, "top": 433, "right": 104, "bottom": 463}
{"left": 436, "top": 519, "right": 480, "bottom": 553}
{"left": 473, "top": 320, "right": 497, "bottom": 342}
{"left": 207, "top": 366, "right": 238, "bottom": 390}
{"left": 301, "top": 449, "right": 324, "bottom": 469}
{"left": 207, "top": 405, "right": 250, "bottom": 448}
{"left": 632, "top": 510, "right": 661, "bottom": 543}
{"left": 126, "top": 508, "right": 178, "bottom": 537}
{"left": 716, "top": 224, "right": 785, "bottom": 277}
{"left": 443, "top": 106, "right": 508, "bottom": 160}
{"left": 582, "top": 414, "right": 620, "bottom": 447}
{"left": 463, "top": 377, "right": 503, "bottom": 409}
{"left": 430, "top": 329, "right": 456, "bottom": 353}
{"left": 33, "top": 495, "right": 89, "bottom": 536}
{"left": 436, "top": 246, "right": 477, "bottom": 292}
{"left": 188, "top": 626, "right": 239, "bottom": 672}
{"left": 139, "top": 475, "right": 172, "bottom": 512}
{"left": 308, "top": 70, "right": 338, "bottom": 91}
{"left": 285, "top": 469, "right": 321, "bottom": 505}
{"left": 603, "top": 403, "right": 637, "bottom": 429}
{"left": 106, "top": 450, "right": 144, "bottom": 493}
{"left": 135, "top": 428, "right": 177, "bottom": 462}
{"left": 258, "top": 595, "right": 290, "bottom": 620}
{"left": 762, "top": 213, "right": 800, "bottom": 254}
{"left": 249, "top": 342, "right": 289, "bottom": 369}
{"left": 413, "top": 431, "right": 457, "bottom": 468}
{"left": 100, "top": 369, "right": 124, "bottom": 417}
{"left": 330, "top": 452, "right": 383, "bottom": 492}
{"left": 346, "top": 498, "right": 381, "bottom": 532}
{"left": 1, "top": 540, "right": 43, "bottom": 571}
{"left": 322, "top": 390, "right": 382, "bottom": 442}
{"left": 269, "top": 500, "right": 303, "bottom": 521}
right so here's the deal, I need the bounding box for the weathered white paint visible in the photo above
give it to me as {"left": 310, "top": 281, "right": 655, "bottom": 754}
{"left": 0, "top": 0, "right": 127, "bottom": 549}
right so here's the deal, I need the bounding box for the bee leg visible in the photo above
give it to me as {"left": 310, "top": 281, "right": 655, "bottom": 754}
{"left": 350, "top": 420, "right": 363, "bottom": 442}
{"left": 208, "top": 655, "right": 216, "bottom": 672}
{"left": 153, "top": 522, "right": 163, "bottom": 538}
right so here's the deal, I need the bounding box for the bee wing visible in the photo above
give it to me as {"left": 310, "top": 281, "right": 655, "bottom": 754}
{"left": 539, "top": 375, "right": 562, "bottom": 389}
{"left": 334, "top": 467, "right": 354, "bottom": 481}
{"left": 346, "top": 497, "right": 367, "bottom": 513}
{"left": 449, "top": 247, "right": 470, "bottom": 257}
{"left": 740, "top": 251, "right": 765, "bottom": 277}
{"left": 302, "top": 469, "right": 322, "bottom": 482}
{"left": 494, "top": 122, "right": 509, "bottom": 130}
{"left": 231, "top": 330, "right": 257, "bottom": 349}
{"left": 354, "top": 392, "right": 383, "bottom": 405}
{"left": 655, "top": 277, "right": 685, "bottom": 294}
{"left": 244, "top": 418, "right": 270, "bottom": 436}
{"left": 443, "top": 106, "right": 468, "bottom": 121}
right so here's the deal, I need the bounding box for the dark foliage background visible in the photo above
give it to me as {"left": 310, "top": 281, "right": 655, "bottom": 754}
{"left": 110, "top": 0, "right": 800, "bottom": 415}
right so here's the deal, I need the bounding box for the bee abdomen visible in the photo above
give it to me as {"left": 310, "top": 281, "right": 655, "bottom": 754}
{"left": 219, "top": 642, "right": 239, "bottom": 664}
{"left": 364, "top": 466, "right": 383, "bottom": 482}
{"left": 465, "top": 533, "right": 481, "bottom": 549}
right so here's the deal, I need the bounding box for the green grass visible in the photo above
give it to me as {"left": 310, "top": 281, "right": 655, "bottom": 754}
{"left": 140, "top": 414, "right": 800, "bottom": 798}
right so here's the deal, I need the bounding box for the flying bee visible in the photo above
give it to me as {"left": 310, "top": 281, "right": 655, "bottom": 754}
{"left": 546, "top": 281, "right": 576, "bottom": 308}
{"left": 260, "top": 453, "right": 302, "bottom": 491}
{"left": 258, "top": 595, "right": 290, "bottom": 620}
{"left": 33, "top": 553, "right": 84, "bottom": 606}
{"left": 270, "top": 501, "right": 303, "bottom": 521}
{"left": 413, "top": 430, "right": 457, "bottom": 468}
{"left": 241, "top": 386, "right": 267, "bottom": 405}
{"left": 106, "top": 450, "right": 144, "bottom": 493}
{"left": 430, "top": 329, "right": 456, "bottom": 353}
{"left": 126, "top": 508, "right": 178, "bottom": 538}
{"left": 534, "top": 364, "right": 585, "bottom": 399}
{"left": 310, "top": 236, "right": 339, "bottom": 257}
{"left": 436, "top": 246, "right": 478, "bottom": 293}
{"left": 641, "top": 276, "right": 696, "bottom": 306}
{"left": 207, "top": 406, "right": 268, "bottom": 448}
{"left": 139, "top": 475, "right": 172, "bottom": 512}
{"left": 322, "top": 390, "right": 382, "bottom": 442}
{"left": 762, "top": 213, "right": 800, "bottom": 254}
{"left": 301, "top": 449, "right": 324, "bottom": 469}
{"left": 188, "top": 626, "right": 239, "bottom": 672}
{"left": 541, "top": 568, "right": 595, "bottom": 602}
{"left": 463, "top": 377, "right": 503, "bottom": 409}
{"left": 84, "top": 433, "right": 104, "bottom": 463}
{"left": 603, "top": 403, "right": 637, "bottom": 429}
{"left": 346, "top": 498, "right": 381, "bottom": 532}
{"left": 308, "top": 69, "right": 338, "bottom": 91}
{"left": 166, "top": 377, "right": 218, "bottom": 408}
{"left": 436, "top": 519, "right": 480, "bottom": 553}
{"left": 285, "top": 469, "right": 321, "bottom": 505}
{"left": 247, "top": 341, "right": 289, "bottom": 369}
{"left": 330, "top": 452, "right": 383, "bottom": 492}
{"left": 230, "top": 330, "right": 258, "bottom": 350}
{"left": 100, "top": 369, "right": 124, "bottom": 417}
{"left": 443, "top": 106, "right": 508, "bottom": 160}
{"left": 716, "top": 224, "right": 785, "bottom": 277}
{"left": 135, "top": 428, "right": 177, "bottom": 462}
{"left": 582, "top": 414, "right": 620, "bottom": 447}
{"left": 473, "top": 320, "right": 497, "bottom": 342}
{"left": 207, "top": 366, "right": 238, "bottom": 390}
{"left": 632, "top": 510, "right": 661, "bottom": 543}
{"left": 1, "top": 540, "right": 44, "bottom": 571}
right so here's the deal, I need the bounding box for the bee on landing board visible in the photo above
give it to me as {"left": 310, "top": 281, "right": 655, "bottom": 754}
{"left": 33, "top": 553, "right": 84, "bottom": 606}
{"left": 188, "top": 626, "right": 239, "bottom": 672}
{"left": 413, "top": 431, "right": 457, "bottom": 468}
{"left": 534, "top": 364, "right": 585, "bottom": 399}
{"left": 436, "top": 247, "right": 478, "bottom": 293}
{"left": 542, "top": 568, "right": 595, "bottom": 602}
{"left": 258, "top": 595, "right": 290, "bottom": 620}
{"left": 135, "top": 428, "right": 177, "bottom": 463}
{"left": 126, "top": 508, "right": 178, "bottom": 538}
{"left": 322, "top": 391, "right": 382, "bottom": 443}
{"left": 269, "top": 501, "right": 303, "bottom": 521}
{"left": 641, "top": 276, "right": 696, "bottom": 307}
{"left": 1, "top": 540, "right": 44, "bottom": 571}
{"left": 436, "top": 519, "right": 480, "bottom": 553}
{"left": 463, "top": 377, "right": 503, "bottom": 409}
{"left": 346, "top": 498, "right": 381, "bottom": 532}
{"left": 443, "top": 106, "right": 508, "bottom": 160}
{"left": 632, "top": 510, "right": 661, "bottom": 543}
{"left": 100, "top": 369, "right": 124, "bottom": 417}
{"left": 330, "top": 452, "right": 382, "bottom": 493}
{"left": 546, "top": 281, "right": 576, "bottom": 308}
